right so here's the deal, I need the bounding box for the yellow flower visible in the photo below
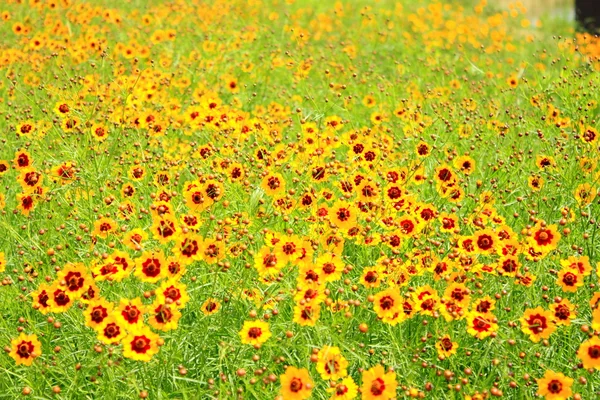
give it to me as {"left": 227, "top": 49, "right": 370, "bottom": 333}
{"left": 156, "top": 280, "right": 189, "bottom": 308}
{"left": 373, "top": 288, "right": 402, "bottom": 319}
{"left": 578, "top": 336, "right": 600, "bottom": 370}
{"left": 254, "top": 246, "right": 284, "bottom": 277}
{"left": 280, "top": 366, "right": 313, "bottom": 400}
{"left": 520, "top": 307, "right": 556, "bottom": 343}
{"left": 84, "top": 298, "right": 114, "bottom": 330}
{"left": 239, "top": 320, "right": 271, "bottom": 346}
{"left": 536, "top": 370, "right": 573, "bottom": 400}
{"left": 293, "top": 304, "right": 321, "bottom": 327}
{"left": 261, "top": 172, "right": 286, "bottom": 196}
{"left": 146, "top": 301, "right": 181, "bottom": 332}
{"left": 96, "top": 316, "right": 127, "bottom": 345}
{"left": 134, "top": 250, "right": 167, "bottom": 283}
{"left": 122, "top": 326, "right": 161, "bottom": 362}
{"left": 9, "top": 333, "right": 42, "bottom": 366}
{"left": 123, "top": 228, "right": 148, "bottom": 251}
{"left": 360, "top": 364, "right": 397, "bottom": 400}
{"left": 92, "top": 217, "right": 118, "bottom": 239}
{"left": 316, "top": 346, "right": 348, "bottom": 380}
{"left": 435, "top": 335, "right": 458, "bottom": 358}
{"left": 328, "top": 201, "right": 357, "bottom": 231}
{"left": 327, "top": 376, "right": 358, "bottom": 399}
{"left": 316, "top": 252, "right": 344, "bottom": 282}
{"left": 201, "top": 298, "right": 221, "bottom": 316}
{"left": 574, "top": 183, "right": 596, "bottom": 205}
{"left": 465, "top": 312, "right": 497, "bottom": 339}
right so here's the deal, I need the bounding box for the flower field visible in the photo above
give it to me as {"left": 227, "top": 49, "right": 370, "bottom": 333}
{"left": 0, "top": 0, "right": 600, "bottom": 398}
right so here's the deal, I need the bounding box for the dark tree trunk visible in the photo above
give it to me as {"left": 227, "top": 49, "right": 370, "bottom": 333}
{"left": 576, "top": 0, "right": 600, "bottom": 33}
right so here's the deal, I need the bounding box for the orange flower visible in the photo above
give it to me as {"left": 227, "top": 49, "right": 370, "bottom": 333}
{"left": 360, "top": 364, "right": 397, "bottom": 400}
{"left": 134, "top": 251, "right": 166, "bottom": 283}
{"left": 536, "top": 370, "right": 573, "bottom": 400}
{"left": 528, "top": 224, "right": 560, "bottom": 254}
{"left": 329, "top": 201, "right": 357, "bottom": 231}
{"left": 577, "top": 336, "right": 600, "bottom": 370}
{"left": 97, "top": 316, "right": 127, "bottom": 345}
{"left": 84, "top": 298, "right": 114, "bottom": 330}
{"left": 122, "top": 326, "right": 161, "bottom": 362}
{"left": 9, "top": 333, "right": 42, "bottom": 366}
{"left": 280, "top": 366, "right": 313, "bottom": 399}
{"left": 520, "top": 307, "right": 556, "bottom": 343}
{"left": 239, "top": 320, "right": 271, "bottom": 346}
{"left": 556, "top": 268, "right": 583, "bottom": 293}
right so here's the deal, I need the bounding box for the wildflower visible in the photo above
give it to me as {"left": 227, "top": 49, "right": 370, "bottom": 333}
{"left": 84, "top": 298, "right": 114, "bottom": 330}
{"left": 9, "top": 333, "right": 42, "bottom": 366}
{"left": 261, "top": 173, "right": 286, "bottom": 196}
{"left": 134, "top": 251, "right": 166, "bottom": 283}
{"left": 556, "top": 268, "right": 583, "bottom": 293}
{"left": 436, "top": 335, "right": 458, "bottom": 358}
{"left": 280, "top": 366, "right": 313, "bottom": 400}
{"left": 466, "top": 312, "right": 497, "bottom": 339}
{"left": 577, "top": 336, "right": 600, "bottom": 370}
{"left": 92, "top": 217, "right": 118, "bottom": 239}
{"left": 123, "top": 228, "right": 148, "bottom": 251}
{"left": 147, "top": 302, "right": 181, "bottom": 332}
{"left": 122, "top": 326, "right": 161, "bottom": 362}
{"left": 328, "top": 201, "right": 357, "bottom": 230}
{"left": 293, "top": 304, "right": 321, "bottom": 326}
{"left": 239, "top": 320, "right": 271, "bottom": 346}
{"left": 97, "top": 316, "right": 127, "bottom": 345}
{"left": 156, "top": 280, "right": 189, "bottom": 308}
{"left": 31, "top": 283, "right": 52, "bottom": 314}
{"left": 373, "top": 288, "right": 402, "bottom": 319}
{"left": 316, "top": 252, "right": 344, "bottom": 282}
{"left": 47, "top": 285, "right": 74, "bottom": 313}
{"left": 172, "top": 234, "right": 203, "bottom": 264}
{"left": 327, "top": 377, "right": 359, "bottom": 399}
{"left": 520, "top": 307, "right": 556, "bottom": 343}
{"left": 360, "top": 364, "right": 397, "bottom": 400}
{"left": 116, "top": 298, "right": 145, "bottom": 328}
{"left": 201, "top": 298, "right": 221, "bottom": 315}
{"left": 529, "top": 224, "right": 560, "bottom": 254}
{"left": 536, "top": 370, "right": 573, "bottom": 400}
{"left": 254, "top": 246, "right": 284, "bottom": 277}
{"left": 316, "top": 346, "right": 348, "bottom": 380}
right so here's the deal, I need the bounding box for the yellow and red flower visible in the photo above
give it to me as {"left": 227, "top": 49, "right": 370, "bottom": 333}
{"left": 122, "top": 326, "right": 161, "bottom": 362}
{"left": 536, "top": 370, "right": 573, "bottom": 400}
{"left": 9, "top": 333, "right": 42, "bottom": 366}
{"left": 327, "top": 377, "right": 358, "bottom": 400}
{"left": 134, "top": 251, "right": 166, "bottom": 283}
{"left": 239, "top": 320, "right": 271, "bottom": 346}
{"left": 360, "top": 364, "right": 397, "bottom": 400}
{"left": 316, "top": 346, "right": 348, "bottom": 380}
{"left": 520, "top": 307, "right": 556, "bottom": 343}
{"left": 466, "top": 312, "right": 498, "bottom": 339}
{"left": 96, "top": 316, "right": 127, "bottom": 345}
{"left": 280, "top": 366, "right": 313, "bottom": 400}
{"left": 84, "top": 298, "right": 114, "bottom": 330}
{"left": 435, "top": 335, "right": 458, "bottom": 358}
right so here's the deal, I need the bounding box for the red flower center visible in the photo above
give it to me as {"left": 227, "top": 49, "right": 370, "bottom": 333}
{"left": 17, "top": 342, "right": 33, "bottom": 358}
{"left": 589, "top": 345, "right": 600, "bottom": 359}
{"left": 290, "top": 377, "right": 303, "bottom": 392}
{"left": 370, "top": 378, "right": 386, "bottom": 395}
{"left": 132, "top": 336, "right": 151, "bottom": 353}
{"left": 548, "top": 380, "right": 562, "bottom": 394}
{"left": 248, "top": 327, "right": 262, "bottom": 339}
